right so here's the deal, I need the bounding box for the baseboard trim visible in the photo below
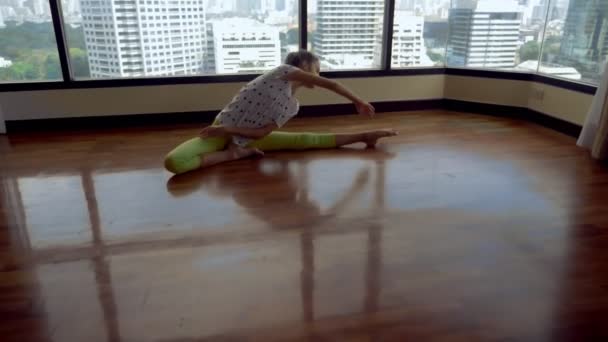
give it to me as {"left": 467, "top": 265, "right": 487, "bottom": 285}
{"left": 6, "top": 98, "right": 581, "bottom": 138}
{"left": 5, "top": 110, "right": 220, "bottom": 132}
{"left": 526, "top": 109, "right": 582, "bottom": 137}
{"left": 443, "top": 99, "right": 582, "bottom": 138}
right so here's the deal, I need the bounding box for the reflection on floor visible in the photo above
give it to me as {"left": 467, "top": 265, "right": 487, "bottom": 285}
{"left": 1, "top": 111, "right": 608, "bottom": 341}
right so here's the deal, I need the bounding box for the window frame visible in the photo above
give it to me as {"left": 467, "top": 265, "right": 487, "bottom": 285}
{"left": 0, "top": 0, "right": 599, "bottom": 94}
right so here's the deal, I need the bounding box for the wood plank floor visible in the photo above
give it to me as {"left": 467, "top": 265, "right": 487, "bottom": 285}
{"left": 1, "top": 110, "right": 608, "bottom": 341}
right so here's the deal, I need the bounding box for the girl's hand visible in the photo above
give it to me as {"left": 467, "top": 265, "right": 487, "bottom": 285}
{"left": 200, "top": 125, "right": 227, "bottom": 138}
{"left": 355, "top": 101, "right": 376, "bottom": 117}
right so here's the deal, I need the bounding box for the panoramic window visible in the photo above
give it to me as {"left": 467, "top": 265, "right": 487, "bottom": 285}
{"left": 309, "top": 0, "right": 387, "bottom": 70}
{"left": 0, "top": 0, "right": 62, "bottom": 82}
{"left": 62, "top": 0, "right": 298, "bottom": 79}
{"left": 391, "top": 0, "right": 450, "bottom": 68}
{"left": 1, "top": 0, "right": 604, "bottom": 85}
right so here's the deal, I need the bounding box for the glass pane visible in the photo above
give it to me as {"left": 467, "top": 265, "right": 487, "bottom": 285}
{"left": 391, "top": 1, "right": 450, "bottom": 68}
{"left": 63, "top": 0, "right": 298, "bottom": 79}
{"left": 0, "top": 1, "right": 62, "bottom": 82}
{"left": 447, "top": 0, "right": 544, "bottom": 72}
{"left": 309, "top": 0, "right": 386, "bottom": 70}
{"left": 540, "top": 0, "right": 604, "bottom": 84}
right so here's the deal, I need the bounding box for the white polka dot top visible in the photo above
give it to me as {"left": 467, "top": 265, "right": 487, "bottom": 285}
{"left": 216, "top": 64, "right": 300, "bottom": 146}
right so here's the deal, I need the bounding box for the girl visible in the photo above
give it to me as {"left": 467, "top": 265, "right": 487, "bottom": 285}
{"left": 164, "top": 50, "right": 397, "bottom": 175}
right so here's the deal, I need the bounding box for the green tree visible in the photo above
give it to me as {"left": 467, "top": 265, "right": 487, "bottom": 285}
{"left": 0, "top": 22, "right": 58, "bottom": 58}
{"left": 0, "top": 22, "right": 90, "bottom": 81}
{"left": 0, "top": 65, "right": 22, "bottom": 80}
{"left": 427, "top": 51, "right": 444, "bottom": 63}
{"left": 1, "top": 61, "right": 41, "bottom": 80}
{"left": 66, "top": 25, "right": 87, "bottom": 51}
{"left": 3, "top": 47, "right": 22, "bottom": 60}
{"left": 45, "top": 54, "right": 61, "bottom": 79}
{"left": 541, "top": 36, "right": 562, "bottom": 62}
{"left": 69, "top": 48, "right": 90, "bottom": 78}
{"left": 24, "top": 63, "right": 42, "bottom": 79}
{"left": 519, "top": 41, "right": 540, "bottom": 62}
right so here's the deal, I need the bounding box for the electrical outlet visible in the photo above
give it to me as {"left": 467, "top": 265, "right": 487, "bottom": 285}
{"left": 531, "top": 88, "right": 545, "bottom": 101}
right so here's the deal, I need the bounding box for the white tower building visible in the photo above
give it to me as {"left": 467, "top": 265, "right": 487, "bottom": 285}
{"left": 80, "top": 0, "right": 206, "bottom": 78}
{"left": 313, "top": 0, "right": 385, "bottom": 69}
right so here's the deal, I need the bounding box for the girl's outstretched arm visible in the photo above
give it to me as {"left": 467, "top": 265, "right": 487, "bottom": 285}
{"left": 283, "top": 70, "right": 376, "bottom": 117}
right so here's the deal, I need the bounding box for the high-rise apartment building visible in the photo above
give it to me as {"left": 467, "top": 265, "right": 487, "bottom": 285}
{"left": 24, "top": 0, "right": 46, "bottom": 16}
{"left": 446, "top": 0, "right": 521, "bottom": 68}
{"left": 374, "top": 11, "right": 434, "bottom": 68}
{"left": 260, "top": 0, "right": 275, "bottom": 12}
{"left": 313, "top": 0, "right": 385, "bottom": 69}
{"left": 80, "top": 0, "right": 206, "bottom": 78}
{"left": 63, "top": 0, "right": 81, "bottom": 15}
{"left": 204, "top": 21, "right": 215, "bottom": 73}
{"left": 207, "top": 18, "right": 281, "bottom": 74}
{"left": 397, "top": 0, "right": 450, "bottom": 18}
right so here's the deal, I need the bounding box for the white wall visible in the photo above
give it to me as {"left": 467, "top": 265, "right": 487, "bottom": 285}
{"left": 444, "top": 75, "right": 594, "bottom": 125}
{"left": 0, "top": 75, "right": 445, "bottom": 120}
{"left": 528, "top": 82, "right": 593, "bottom": 125}
{"left": 444, "top": 75, "right": 531, "bottom": 108}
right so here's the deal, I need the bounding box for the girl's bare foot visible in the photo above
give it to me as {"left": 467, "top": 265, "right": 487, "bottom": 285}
{"left": 362, "top": 129, "right": 398, "bottom": 148}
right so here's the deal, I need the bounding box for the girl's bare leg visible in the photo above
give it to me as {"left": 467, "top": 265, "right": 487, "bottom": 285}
{"left": 200, "top": 143, "right": 264, "bottom": 168}
{"left": 334, "top": 129, "right": 398, "bottom": 148}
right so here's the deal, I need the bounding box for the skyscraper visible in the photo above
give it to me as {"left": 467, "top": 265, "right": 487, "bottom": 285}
{"left": 63, "top": 0, "right": 80, "bottom": 15}
{"left": 206, "top": 0, "right": 236, "bottom": 14}
{"left": 551, "top": 0, "right": 570, "bottom": 20}
{"left": 380, "top": 12, "right": 434, "bottom": 68}
{"left": 446, "top": 0, "right": 521, "bottom": 68}
{"left": 208, "top": 18, "right": 281, "bottom": 74}
{"left": 80, "top": 0, "right": 206, "bottom": 78}
{"left": 261, "top": 0, "right": 275, "bottom": 13}
{"left": 204, "top": 21, "right": 216, "bottom": 73}
{"left": 558, "top": 0, "right": 608, "bottom": 78}
{"left": 397, "top": 0, "right": 415, "bottom": 10}
{"left": 24, "top": 0, "right": 45, "bottom": 16}
{"left": 313, "top": 0, "right": 385, "bottom": 69}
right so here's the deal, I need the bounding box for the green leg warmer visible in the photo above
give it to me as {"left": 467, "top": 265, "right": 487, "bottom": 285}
{"left": 165, "top": 131, "right": 337, "bottom": 174}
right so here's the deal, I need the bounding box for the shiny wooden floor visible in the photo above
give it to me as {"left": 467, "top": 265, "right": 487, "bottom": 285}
{"left": 1, "top": 111, "right": 608, "bottom": 341}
